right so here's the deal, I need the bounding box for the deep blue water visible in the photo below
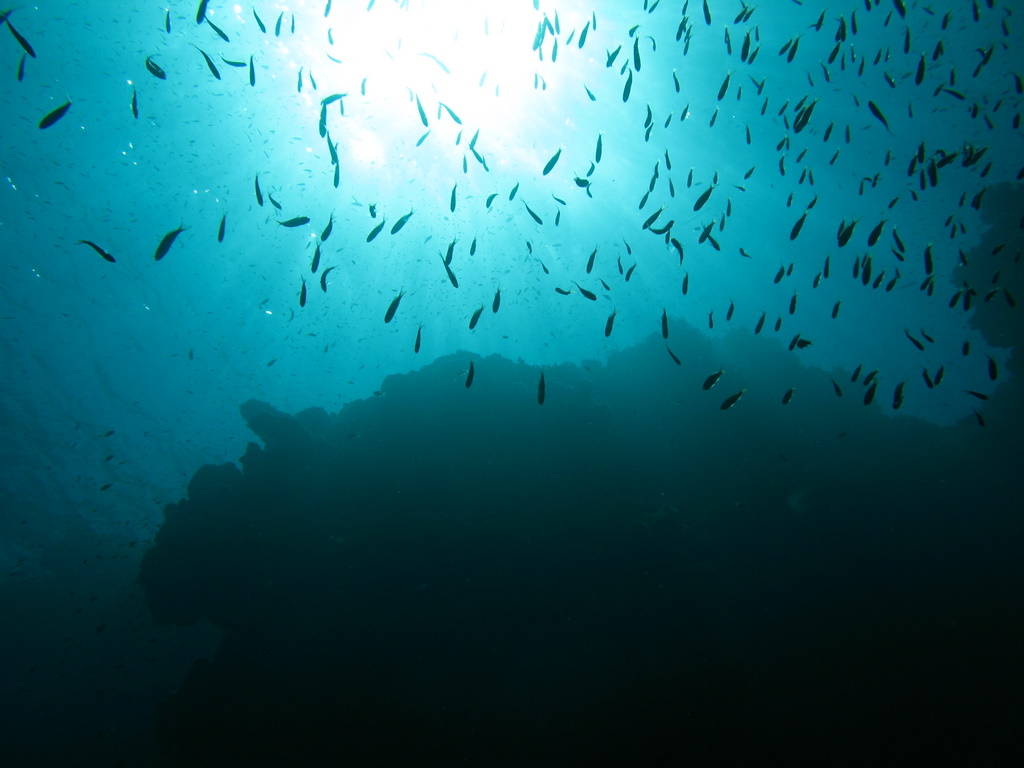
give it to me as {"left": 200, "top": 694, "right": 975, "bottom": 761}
{"left": 1, "top": 1, "right": 1022, "bottom": 765}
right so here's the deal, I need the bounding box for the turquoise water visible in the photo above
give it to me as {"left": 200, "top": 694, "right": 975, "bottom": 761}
{"left": 1, "top": 2, "right": 1021, "bottom": 765}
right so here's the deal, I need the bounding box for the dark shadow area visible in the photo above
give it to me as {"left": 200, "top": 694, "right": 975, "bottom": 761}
{"left": 140, "top": 329, "right": 1023, "bottom": 767}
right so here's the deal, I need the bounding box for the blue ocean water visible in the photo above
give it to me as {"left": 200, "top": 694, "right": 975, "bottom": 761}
{"left": 0, "top": 1, "right": 1021, "bottom": 765}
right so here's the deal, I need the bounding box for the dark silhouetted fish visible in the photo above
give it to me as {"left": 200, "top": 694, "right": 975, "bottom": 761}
{"left": 38, "top": 101, "right": 71, "bottom": 129}
{"left": 153, "top": 225, "right": 187, "bottom": 261}
{"left": 76, "top": 240, "right": 115, "bottom": 263}
{"left": 145, "top": 56, "right": 166, "bottom": 79}
{"left": 390, "top": 210, "right": 414, "bottom": 234}
{"left": 384, "top": 290, "right": 404, "bottom": 323}
{"left": 703, "top": 368, "right": 724, "bottom": 391}
{"left": 720, "top": 389, "right": 746, "bottom": 410}
{"left": 320, "top": 266, "right": 334, "bottom": 293}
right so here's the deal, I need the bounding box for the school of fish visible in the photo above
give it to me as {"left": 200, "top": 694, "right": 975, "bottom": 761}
{"left": 8, "top": 0, "right": 1020, "bottom": 422}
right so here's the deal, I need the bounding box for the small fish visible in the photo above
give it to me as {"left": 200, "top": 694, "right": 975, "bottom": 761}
{"left": 537, "top": 371, "right": 546, "bottom": 405}
{"left": 414, "top": 325, "right": 422, "bottom": 353}
{"left": 518, "top": 200, "right": 542, "bottom": 225}
{"left": 248, "top": 55, "right": 255, "bottom": 86}
{"left": 299, "top": 279, "right": 307, "bottom": 307}
{"left": 366, "top": 218, "right": 387, "bottom": 242}
{"left": 438, "top": 101, "right": 461, "bottom": 123}
{"left": 76, "top": 240, "right": 115, "bottom": 263}
{"left": 492, "top": 288, "right": 501, "bottom": 314}
{"left": 131, "top": 89, "right": 138, "bottom": 119}
{"left": 254, "top": 174, "right": 264, "bottom": 206}
{"left": 904, "top": 329, "right": 925, "bottom": 351}
{"left": 666, "top": 346, "right": 681, "bottom": 365}
{"left": 153, "top": 225, "right": 187, "bottom": 261}
{"left": 604, "top": 309, "right": 618, "bottom": 337}
{"left": 574, "top": 282, "right": 597, "bottom": 301}
{"left": 465, "top": 361, "right": 475, "bottom": 388}
{"left": 867, "top": 100, "right": 890, "bottom": 131}
{"left": 217, "top": 214, "right": 226, "bottom": 243}
{"left": 790, "top": 211, "right": 808, "bottom": 240}
{"left": 38, "top": 101, "right": 71, "bottom": 129}
{"left": 643, "top": 206, "right": 664, "bottom": 230}
{"left": 253, "top": 9, "right": 266, "bottom": 32}
{"left": 320, "top": 266, "right": 335, "bottom": 293}
{"left": 661, "top": 309, "right": 669, "bottom": 339}
{"left": 6, "top": 20, "right": 35, "bottom": 58}
{"left": 441, "top": 257, "right": 459, "bottom": 288}
{"left": 703, "top": 368, "right": 724, "bottom": 391}
{"left": 720, "top": 389, "right": 746, "bottom": 410}
{"left": 864, "top": 381, "right": 878, "bottom": 406}
{"left": 449, "top": 184, "right": 457, "bottom": 212}
{"left": 754, "top": 312, "right": 765, "bottom": 334}
{"left": 543, "top": 147, "right": 562, "bottom": 175}
{"left": 893, "top": 381, "right": 905, "bottom": 410}
{"left": 194, "top": 46, "right": 221, "bottom": 78}
{"left": 384, "top": 290, "right": 404, "bottom": 323}
{"left": 145, "top": 56, "right": 167, "bottom": 79}
{"left": 782, "top": 387, "right": 795, "bottom": 405}
{"left": 838, "top": 220, "right": 857, "bottom": 247}
{"left": 469, "top": 305, "right": 484, "bottom": 330}
{"left": 390, "top": 210, "right": 414, "bottom": 234}
{"left": 321, "top": 213, "right": 334, "bottom": 241}
{"left": 867, "top": 220, "right": 886, "bottom": 247}
{"left": 311, "top": 243, "right": 321, "bottom": 273}
{"left": 509, "top": 182, "right": 520, "bottom": 201}
{"left": 196, "top": 0, "right": 209, "bottom": 24}
{"left": 278, "top": 216, "right": 310, "bottom": 228}
{"left": 203, "top": 17, "right": 230, "bottom": 42}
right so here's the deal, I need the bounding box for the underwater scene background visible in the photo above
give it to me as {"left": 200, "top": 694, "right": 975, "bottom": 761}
{"left": 1, "top": 0, "right": 1021, "bottom": 765}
